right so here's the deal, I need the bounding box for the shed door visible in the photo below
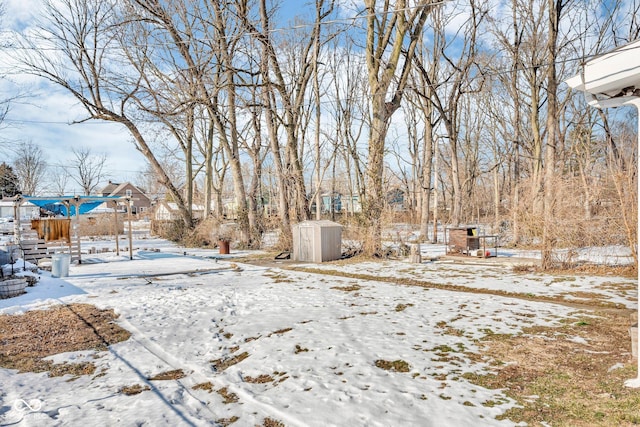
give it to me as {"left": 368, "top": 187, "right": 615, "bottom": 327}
{"left": 298, "top": 226, "right": 314, "bottom": 261}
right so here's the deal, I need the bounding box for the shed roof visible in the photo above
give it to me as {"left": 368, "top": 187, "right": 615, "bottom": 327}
{"left": 295, "top": 220, "right": 342, "bottom": 228}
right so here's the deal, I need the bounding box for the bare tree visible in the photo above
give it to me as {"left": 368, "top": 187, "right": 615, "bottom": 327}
{"left": 363, "top": 0, "right": 431, "bottom": 255}
{"left": 16, "top": 0, "right": 194, "bottom": 228}
{"left": 48, "top": 165, "right": 71, "bottom": 196}
{"left": 407, "top": 32, "right": 442, "bottom": 241}
{"left": 12, "top": 141, "right": 47, "bottom": 196}
{"left": 541, "top": 0, "right": 572, "bottom": 269}
{"left": 327, "top": 39, "right": 368, "bottom": 219}
{"left": 69, "top": 146, "right": 108, "bottom": 195}
{"left": 243, "top": 0, "right": 336, "bottom": 223}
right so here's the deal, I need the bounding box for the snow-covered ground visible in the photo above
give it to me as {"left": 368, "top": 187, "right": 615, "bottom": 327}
{"left": 0, "top": 234, "right": 636, "bottom": 426}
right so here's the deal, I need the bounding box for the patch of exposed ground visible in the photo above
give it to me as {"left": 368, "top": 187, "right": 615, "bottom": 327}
{"left": 243, "top": 371, "right": 289, "bottom": 386}
{"left": 291, "top": 266, "right": 629, "bottom": 310}
{"left": 0, "top": 303, "right": 130, "bottom": 376}
{"left": 148, "top": 369, "right": 186, "bottom": 381}
{"left": 216, "top": 416, "right": 240, "bottom": 426}
{"left": 210, "top": 352, "right": 249, "bottom": 372}
{"left": 216, "top": 386, "right": 239, "bottom": 404}
{"left": 374, "top": 359, "right": 411, "bottom": 373}
{"left": 120, "top": 384, "right": 150, "bottom": 395}
{"left": 463, "top": 310, "right": 640, "bottom": 426}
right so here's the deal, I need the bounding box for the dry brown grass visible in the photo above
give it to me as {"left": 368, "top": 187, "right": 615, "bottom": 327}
{"left": 464, "top": 310, "right": 640, "bottom": 426}
{"left": 216, "top": 416, "right": 240, "bottom": 426}
{"left": 545, "top": 264, "right": 637, "bottom": 278}
{"left": 216, "top": 386, "right": 239, "bottom": 404}
{"left": 192, "top": 381, "right": 215, "bottom": 392}
{"left": 395, "top": 303, "right": 414, "bottom": 312}
{"left": 148, "top": 369, "right": 186, "bottom": 381}
{"left": 262, "top": 417, "right": 285, "bottom": 427}
{"left": 210, "top": 352, "right": 250, "bottom": 372}
{"left": 120, "top": 384, "right": 150, "bottom": 396}
{"left": 243, "top": 374, "right": 275, "bottom": 384}
{"left": 294, "top": 344, "right": 309, "bottom": 354}
{"left": 0, "top": 303, "right": 130, "bottom": 376}
{"left": 374, "top": 359, "right": 411, "bottom": 373}
{"left": 268, "top": 327, "right": 293, "bottom": 337}
{"left": 293, "top": 266, "right": 628, "bottom": 310}
{"left": 331, "top": 283, "right": 362, "bottom": 292}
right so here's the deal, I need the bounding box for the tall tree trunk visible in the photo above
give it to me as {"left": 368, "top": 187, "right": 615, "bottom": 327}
{"left": 204, "top": 120, "right": 214, "bottom": 219}
{"left": 420, "top": 113, "right": 434, "bottom": 240}
{"left": 541, "top": 0, "right": 562, "bottom": 269}
{"left": 363, "top": 0, "right": 430, "bottom": 255}
{"left": 263, "top": 82, "right": 292, "bottom": 245}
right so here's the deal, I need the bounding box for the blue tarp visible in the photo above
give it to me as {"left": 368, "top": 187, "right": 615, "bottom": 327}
{"left": 24, "top": 196, "right": 122, "bottom": 216}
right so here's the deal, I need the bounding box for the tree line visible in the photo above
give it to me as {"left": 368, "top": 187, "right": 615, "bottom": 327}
{"left": 5, "top": 0, "right": 639, "bottom": 266}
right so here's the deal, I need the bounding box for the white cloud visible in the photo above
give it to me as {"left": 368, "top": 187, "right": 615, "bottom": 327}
{"left": 3, "top": 0, "right": 43, "bottom": 31}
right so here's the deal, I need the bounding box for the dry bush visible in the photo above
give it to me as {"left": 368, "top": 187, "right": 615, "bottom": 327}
{"left": 274, "top": 233, "right": 292, "bottom": 252}
{"left": 150, "top": 219, "right": 188, "bottom": 242}
{"left": 509, "top": 173, "right": 636, "bottom": 268}
{"left": 79, "top": 214, "right": 124, "bottom": 237}
{"left": 181, "top": 217, "right": 246, "bottom": 248}
{"left": 181, "top": 217, "right": 219, "bottom": 247}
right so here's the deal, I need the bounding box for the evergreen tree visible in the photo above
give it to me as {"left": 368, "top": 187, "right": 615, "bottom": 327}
{"left": 0, "top": 162, "right": 21, "bottom": 198}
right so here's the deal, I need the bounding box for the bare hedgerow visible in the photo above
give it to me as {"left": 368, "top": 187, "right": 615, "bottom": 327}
{"left": 510, "top": 173, "right": 636, "bottom": 270}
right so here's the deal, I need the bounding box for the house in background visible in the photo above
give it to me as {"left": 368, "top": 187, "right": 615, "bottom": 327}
{"left": 342, "top": 194, "right": 362, "bottom": 214}
{"left": 154, "top": 201, "right": 205, "bottom": 221}
{"left": 100, "top": 181, "right": 152, "bottom": 215}
{"left": 0, "top": 198, "right": 40, "bottom": 219}
{"left": 386, "top": 188, "right": 407, "bottom": 211}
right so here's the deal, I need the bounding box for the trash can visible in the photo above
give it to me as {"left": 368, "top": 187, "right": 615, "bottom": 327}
{"left": 51, "top": 253, "right": 71, "bottom": 278}
{"left": 218, "top": 240, "right": 230, "bottom": 255}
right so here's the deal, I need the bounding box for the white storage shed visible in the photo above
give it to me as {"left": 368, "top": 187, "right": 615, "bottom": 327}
{"left": 292, "top": 220, "right": 342, "bottom": 262}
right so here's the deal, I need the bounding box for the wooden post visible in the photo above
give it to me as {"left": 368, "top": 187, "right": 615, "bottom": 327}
{"left": 113, "top": 201, "right": 120, "bottom": 256}
{"left": 127, "top": 198, "right": 133, "bottom": 260}
{"left": 409, "top": 243, "right": 422, "bottom": 263}
{"left": 73, "top": 198, "right": 82, "bottom": 264}
{"left": 12, "top": 198, "right": 20, "bottom": 244}
{"left": 64, "top": 200, "right": 72, "bottom": 256}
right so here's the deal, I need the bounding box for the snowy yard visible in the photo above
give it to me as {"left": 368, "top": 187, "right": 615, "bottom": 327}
{"left": 0, "top": 237, "right": 637, "bottom": 426}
